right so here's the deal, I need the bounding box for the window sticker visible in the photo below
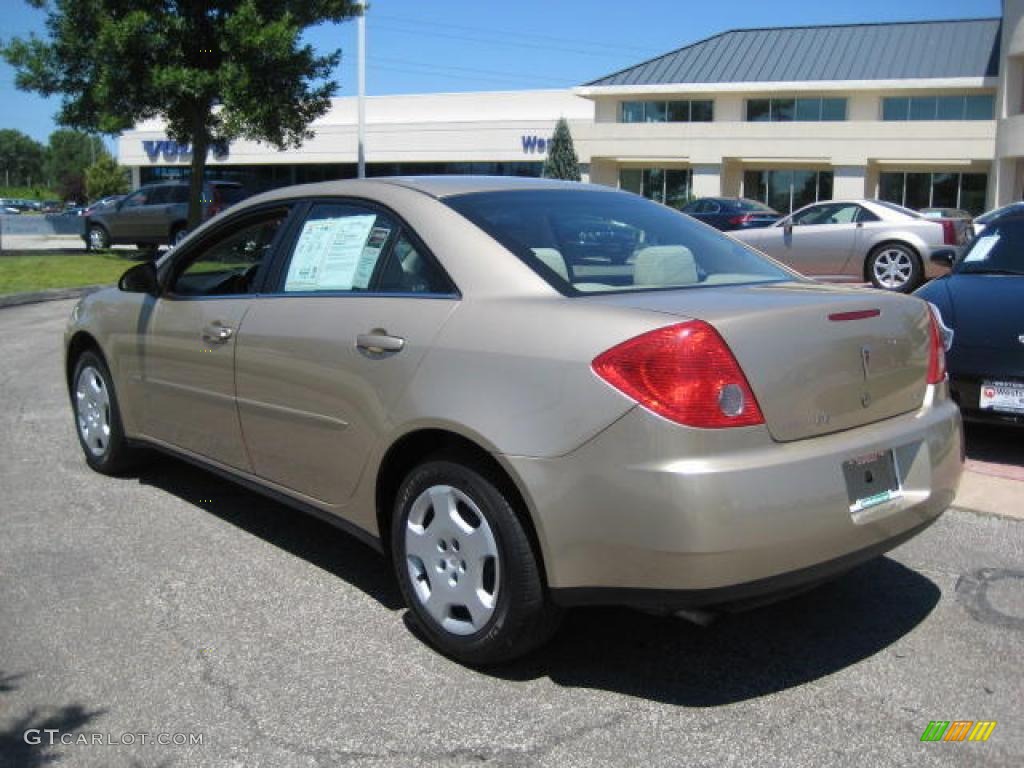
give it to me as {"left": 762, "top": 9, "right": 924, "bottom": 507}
{"left": 284, "top": 214, "right": 381, "bottom": 291}
{"left": 352, "top": 226, "right": 393, "bottom": 289}
{"left": 964, "top": 232, "right": 999, "bottom": 263}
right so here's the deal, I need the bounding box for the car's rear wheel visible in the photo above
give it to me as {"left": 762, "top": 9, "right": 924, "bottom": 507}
{"left": 867, "top": 243, "right": 922, "bottom": 292}
{"left": 71, "top": 351, "right": 142, "bottom": 475}
{"left": 391, "top": 458, "right": 560, "bottom": 665}
{"left": 87, "top": 225, "right": 109, "bottom": 251}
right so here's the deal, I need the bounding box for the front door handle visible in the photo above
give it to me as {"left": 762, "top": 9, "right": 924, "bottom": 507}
{"left": 201, "top": 323, "right": 234, "bottom": 344}
{"left": 356, "top": 331, "right": 405, "bottom": 356}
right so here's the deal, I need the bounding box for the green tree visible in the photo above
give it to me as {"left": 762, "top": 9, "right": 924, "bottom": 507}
{"left": 3, "top": 0, "right": 360, "bottom": 230}
{"left": 541, "top": 118, "right": 581, "bottom": 182}
{"left": 45, "top": 129, "right": 106, "bottom": 199}
{"left": 0, "top": 129, "right": 46, "bottom": 187}
{"left": 85, "top": 154, "right": 129, "bottom": 201}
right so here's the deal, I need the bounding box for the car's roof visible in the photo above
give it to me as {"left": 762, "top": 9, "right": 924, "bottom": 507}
{"left": 248, "top": 176, "right": 610, "bottom": 206}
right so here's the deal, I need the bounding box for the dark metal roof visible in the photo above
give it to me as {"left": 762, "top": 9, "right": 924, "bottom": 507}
{"left": 586, "top": 18, "right": 1001, "bottom": 86}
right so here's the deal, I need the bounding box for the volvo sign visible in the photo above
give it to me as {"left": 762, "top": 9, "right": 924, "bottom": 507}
{"left": 142, "top": 140, "right": 230, "bottom": 162}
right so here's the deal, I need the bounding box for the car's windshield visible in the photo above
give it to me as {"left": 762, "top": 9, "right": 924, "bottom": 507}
{"left": 445, "top": 189, "right": 794, "bottom": 294}
{"left": 957, "top": 218, "right": 1024, "bottom": 275}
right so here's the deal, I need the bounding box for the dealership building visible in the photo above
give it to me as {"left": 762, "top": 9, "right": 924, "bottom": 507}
{"left": 119, "top": 3, "right": 1024, "bottom": 216}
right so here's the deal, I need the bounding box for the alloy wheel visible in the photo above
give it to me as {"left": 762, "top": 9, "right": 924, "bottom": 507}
{"left": 872, "top": 247, "right": 914, "bottom": 290}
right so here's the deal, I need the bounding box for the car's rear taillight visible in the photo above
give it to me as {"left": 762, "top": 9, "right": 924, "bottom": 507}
{"left": 592, "top": 321, "right": 765, "bottom": 428}
{"left": 926, "top": 306, "right": 947, "bottom": 384}
{"left": 940, "top": 219, "right": 957, "bottom": 245}
{"left": 728, "top": 214, "right": 754, "bottom": 226}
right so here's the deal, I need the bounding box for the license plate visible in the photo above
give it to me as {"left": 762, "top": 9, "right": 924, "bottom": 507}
{"left": 980, "top": 380, "right": 1024, "bottom": 414}
{"left": 842, "top": 450, "right": 901, "bottom": 515}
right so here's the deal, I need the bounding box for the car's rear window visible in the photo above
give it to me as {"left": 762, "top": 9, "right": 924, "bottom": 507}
{"left": 734, "top": 199, "right": 775, "bottom": 212}
{"left": 444, "top": 189, "right": 791, "bottom": 294}
{"left": 872, "top": 200, "right": 923, "bottom": 219}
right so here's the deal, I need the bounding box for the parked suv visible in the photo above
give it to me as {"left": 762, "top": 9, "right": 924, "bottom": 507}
{"left": 83, "top": 181, "right": 247, "bottom": 251}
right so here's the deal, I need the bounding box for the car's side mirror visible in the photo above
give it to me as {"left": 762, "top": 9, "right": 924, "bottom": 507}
{"left": 930, "top": 248, "right": 956, "bottom": 268}
{"left": 783, "top": 219, "right": 793, "bottom": 237}
{"left": 119, "top": 261, "right": 160, "bottom": 295}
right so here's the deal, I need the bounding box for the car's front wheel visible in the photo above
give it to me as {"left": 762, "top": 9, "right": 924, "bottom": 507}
{"left": 71, "top": 351, "right": 142, "bottom": 475}
{"left": 87, "top": 225, "right": 110, "bottom": 251}
{"left": 867, "top": 243, "right": 922, "bottom": 292}
{"left": 391, "top": 459, "right": 560, "bottom": 665}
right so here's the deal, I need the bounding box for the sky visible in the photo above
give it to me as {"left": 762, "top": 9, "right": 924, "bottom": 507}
{"left": 0, "top": 0, "right": 1003, "bottom": 147}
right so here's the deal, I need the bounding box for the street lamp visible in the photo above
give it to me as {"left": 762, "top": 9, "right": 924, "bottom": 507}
{"left": 357, "top": 0, "right": 366, "bottom": 179}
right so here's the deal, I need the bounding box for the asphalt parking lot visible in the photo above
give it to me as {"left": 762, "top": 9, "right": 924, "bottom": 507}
{"left": 1, "top": 299, "right": 1022, "bottom": 768}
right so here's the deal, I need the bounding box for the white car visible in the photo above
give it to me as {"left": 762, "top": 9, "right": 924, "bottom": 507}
{"left": 732, "top": 199, "right": 968, "bottom": 292}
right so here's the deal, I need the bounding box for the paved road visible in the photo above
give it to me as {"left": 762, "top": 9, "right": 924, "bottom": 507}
{"left": 1, "top": 299, "right": 1022, "bottom": 768}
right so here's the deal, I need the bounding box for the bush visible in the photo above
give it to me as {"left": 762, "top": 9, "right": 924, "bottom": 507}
{"left": 85, "top": 155, "right": 130, "bottom": 201}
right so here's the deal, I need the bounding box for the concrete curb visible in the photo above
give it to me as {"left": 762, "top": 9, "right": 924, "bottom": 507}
{"left": 0, "top": 284, "right": 109, "bottom": 309}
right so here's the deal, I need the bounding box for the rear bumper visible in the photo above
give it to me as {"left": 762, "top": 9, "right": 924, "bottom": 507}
{"left": 507, "top": 385, "right": 963, "bottom": 604}
{"left": 951, "top": 374, "right": 1024, "bottom": 427}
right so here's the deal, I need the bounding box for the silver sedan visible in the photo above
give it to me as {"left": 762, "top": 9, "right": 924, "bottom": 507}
{"left": 732, "top": 199, "right": 967, "bottom": 292}
{"left": 64, "top": 178, "right": 962, "bottom": 664}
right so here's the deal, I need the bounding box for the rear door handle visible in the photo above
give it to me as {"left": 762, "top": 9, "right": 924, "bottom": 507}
{"left": 201, "top": 323, "right": 234, "bottom": 344}
{"left": 356, "top": 331, "right": 405, "bottom": 356}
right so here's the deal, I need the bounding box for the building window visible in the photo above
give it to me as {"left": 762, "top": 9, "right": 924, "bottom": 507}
{"left": 878, "top": 171, "right": 988, "bottom": 214}
{"left": 745, "top": 97, "right": 847, "bottom": 122}
{"left": 619, "top": 168, "right": 693, "bottom": 209}
{"left": 881, "top": 94, "right": 994, "bottom": 121}
{"left": 620, "top": 100, "right": 714, "bottom": 123}
{"left": 742, "top": 169, "right": 834, "bottom": 213}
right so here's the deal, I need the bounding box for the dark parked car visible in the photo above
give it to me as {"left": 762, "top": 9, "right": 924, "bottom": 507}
{"left": 972, "top": 201, "right": 1024, "bottom": 236}
{"left": 916, "top": 212, "right": 1024, "bottom": 426}
{"left": 83, "top": 181, "right": 247, "bottom": 250}
{"left": 681, "top": 197, "right": 780, "bottom": 231}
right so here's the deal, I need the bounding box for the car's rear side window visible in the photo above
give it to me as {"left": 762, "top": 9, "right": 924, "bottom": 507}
{"left": 445, "top": 189, "right": 791, "bottom": 294}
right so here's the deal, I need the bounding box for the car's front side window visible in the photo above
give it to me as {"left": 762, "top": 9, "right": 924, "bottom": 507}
{"left": 445, "top": 189, "right": 792, "bottom": 294}
{"left": 120, "top": 190, "right": 148, "bottom": 209}
{"left": 792, "top": 205, "right": 832, "bottom": 226}
{"left": 170, "top": 211, "right": 288, "bottom": 297}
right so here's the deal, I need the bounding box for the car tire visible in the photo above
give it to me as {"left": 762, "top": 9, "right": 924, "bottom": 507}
{"left": 169, "top": 225, "right": 188, "bottom": 247}
{"left": 391, "top": 458, "right": 561, "bottom": 665}
{"left": 70, "top": 350, "right": 143, "bottom": 475}
{"left": 867, "top": 243, "right": 922, "bottom": 293}
{"left": 87, "top": 225, "right": 110, "bottom": 251}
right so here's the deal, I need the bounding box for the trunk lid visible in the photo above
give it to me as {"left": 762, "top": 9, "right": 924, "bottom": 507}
{"left": 584, "top": 281, "right": 931, "bottom": 442}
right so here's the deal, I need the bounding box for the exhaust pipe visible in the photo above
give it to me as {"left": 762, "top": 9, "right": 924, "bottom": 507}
{"left": 673, "top": 607, "right": 719, "bottom": 627}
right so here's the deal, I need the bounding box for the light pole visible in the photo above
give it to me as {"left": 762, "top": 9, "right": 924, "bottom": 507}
{"left": 357, "top": 0, "right": 366, "bottom": 179}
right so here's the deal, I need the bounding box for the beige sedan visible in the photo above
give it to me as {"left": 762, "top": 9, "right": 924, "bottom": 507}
{"left": 65, "top": 177, "right": 962, "bottom": 664}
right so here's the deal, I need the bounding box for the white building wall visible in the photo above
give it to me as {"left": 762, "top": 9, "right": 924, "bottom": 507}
{"left": 119, "top": 90, "right": 595, "bottom": 169}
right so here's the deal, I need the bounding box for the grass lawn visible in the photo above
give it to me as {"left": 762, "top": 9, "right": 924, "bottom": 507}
{"left": 0, "top": 251, "right": 146, "bottom": 296}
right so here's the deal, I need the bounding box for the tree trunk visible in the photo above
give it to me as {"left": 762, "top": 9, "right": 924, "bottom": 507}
{"left": 187, "top": 128, "right": 209, "bottom": 232}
